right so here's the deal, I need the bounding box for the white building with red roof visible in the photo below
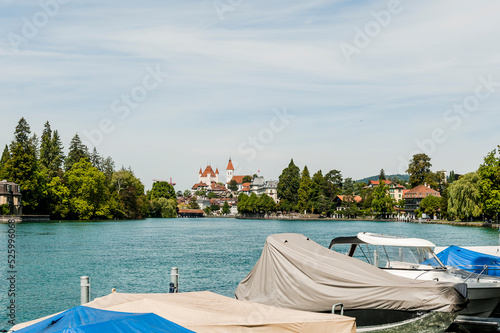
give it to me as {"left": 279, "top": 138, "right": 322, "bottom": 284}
{"left": 198, "top": 165, "right": 219, "bottom": 186}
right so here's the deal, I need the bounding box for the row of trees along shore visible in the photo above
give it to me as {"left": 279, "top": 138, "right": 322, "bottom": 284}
{"left": 0, "top": 118, "right": 178, "bottom": 219}
{"left": 2, "top": 118, "right": 500, "bottom": 221}
{"left": 238, "top": 150, "right": 500, "bottom": 222}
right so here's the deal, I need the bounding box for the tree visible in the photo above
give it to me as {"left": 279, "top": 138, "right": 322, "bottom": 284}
{"left": 207, "top": 192, "right": 219, "bottom": 199}
{"left": 297, "top": 166, "right": 312, "bottom": 213}
{"left": 0, "top": 145, "right": 10, "bottom": 180}
{"left": 342, "top": 177, "right": 354, "bottom": 195}
{"left": 371, "top": 181, "right": 395, "bottom": 218}
{"left": 242, "top": 175, "right": 252, "bottom": 183}
{"left": 222, "top": 201, "right": 231, "bottom": 215}
{"left": 65, "top": 134, "right": 89, "bottom": 171}
{"left": 158, "top": 198, "right": 177, "bottom": 218}
{"left": 478, "top": 147, "right": 500, "bottom": 219}
{"left": 65, "top": 159, "right": 111, "bottom": 219}
{"left": 150, "top": 181, "right": 176, "bottom": 200}
{"left": 379, "top": 169, "right": 386, "bottom": 181}
{"left": 448, "top": 172, "right": 482, "bottom": 220}
{"left": 5, "top": 118, "right": 42, "bottom": 213}
{"left": 183, "top": 190, "right": 191, "bottom": 197}
{"left": 90, "top": 147, "right": 103, "bottom": 170}
{"left": 407, "top": 153, "right": 432, "bottom": 188}
{"left": 237, "top": 193, "right": 249, "bottom": 214}
{"left": 228, "top": 179, "right": 238, "bottom": 191}
{"left": 419, "top": 195, "right": 441, "bottom": 219}
{"left": 39, "top": 121, "right": 52, "bottom": 172}
{"left": 110, "top": 168, "right": 147, "bottom": 219}
{"left": 45, "top": 176, "right": 70, "bottom": 219}
{"left": 187, "top": 196, "right": 200, "bottom": 209}
{"left": 324, "top": 169, "right": 343, "bottom": 198}
{"left": 311, "top": 170, "right": 329, "bottom": 214}
{"left": 277, "top": 159, "right": 300, "bottom": 210}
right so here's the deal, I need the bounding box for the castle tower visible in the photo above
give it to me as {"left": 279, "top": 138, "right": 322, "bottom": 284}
{"left": 198, "top": 167, "right": 202, "bottom": 183}
{"left": 215, "top": 167, "right": 219, "bottom": 183}
{"left": 226, "top": 158, "right": 234, "bottom": 184}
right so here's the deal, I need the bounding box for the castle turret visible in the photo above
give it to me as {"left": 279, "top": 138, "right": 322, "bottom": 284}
{"left": 226, "top": 159, "right": 234, "bottom": 184}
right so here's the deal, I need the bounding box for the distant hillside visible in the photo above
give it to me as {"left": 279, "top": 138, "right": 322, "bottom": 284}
{"left": 355, "top": 174, "right": 409, "bottom": 184}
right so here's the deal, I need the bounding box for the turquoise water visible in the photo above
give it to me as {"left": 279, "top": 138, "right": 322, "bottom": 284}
{"left": 1, "top": 218, "right": 499, "bottom": 330}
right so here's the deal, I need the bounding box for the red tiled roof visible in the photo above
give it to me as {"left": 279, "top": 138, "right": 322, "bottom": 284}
{"left": 242, "top": 186, "right": 250, "bottom": 191}
{"left": 199, "top": 168, "right": 202, "bottom": 174}
{"left": 201, "top": 165, "right": 217, "bottom": 178}
{"left": 210, "top": 183, "right": 228, "bottom": 191}
{"left": 242, "top": 182, "right": 251, "bottom": 187}
{"left": 336, "top": 195, "right": 363, "bottom": 203}
{"left": 215, "top": 168, "right": 219, "bottom": 174}
{"left": 178, "top": 209, "right": 204, "bottom": 214}
{"left": 191, "top": 182, "right": 209, "bottom": 190}
{"left": 368, "top": 180, "right": 393, "bottom": 186}
{"left": 226, "top": 159, "right": 234, "bottom": 170}
{"left": 404, "top": 185, "right": 441, "bottom": 198}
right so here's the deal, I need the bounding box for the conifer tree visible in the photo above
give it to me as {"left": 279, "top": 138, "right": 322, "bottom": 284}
{"left": 277, "top": 159, "right": 300, "bottom": 211}
{"left": 297, "top": 165, "right": 312, "bottom": 213}
{"left": 40, "top": 121, "right": 52, "bottom": 170}
{"left": 0, "top": 145, "right": 10, "bottom": 180}
{"left": 65, "top": 134, "right": 89, "bottom": 171}
{"left": 5, "top": 118, "right": 42, "bottom": 213}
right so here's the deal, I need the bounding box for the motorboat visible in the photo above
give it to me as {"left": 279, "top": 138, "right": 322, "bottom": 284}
{"left": 236, "top": 233, "right": 468, "bottom": 332}
{"left": 329, "top": 232, "right": 500, "bottom": 317}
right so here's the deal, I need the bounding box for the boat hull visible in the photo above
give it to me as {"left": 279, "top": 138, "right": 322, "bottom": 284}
{"left": 356, "top": 311, "right": 457, "bottom": 333}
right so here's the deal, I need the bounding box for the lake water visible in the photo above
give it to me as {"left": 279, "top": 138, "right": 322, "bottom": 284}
{"left": 1, "top": 218, "right": 499, "bottom": 330}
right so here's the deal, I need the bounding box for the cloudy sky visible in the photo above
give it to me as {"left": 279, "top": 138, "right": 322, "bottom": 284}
{"left": 1, "top": 0, "right": 499, "bottom": 191}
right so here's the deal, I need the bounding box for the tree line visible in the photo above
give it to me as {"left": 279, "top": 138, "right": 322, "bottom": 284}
{"left": 0, "top": 118, "right": 177, "bottom": 219}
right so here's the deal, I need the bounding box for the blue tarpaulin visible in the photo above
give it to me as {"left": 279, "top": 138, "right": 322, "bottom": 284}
{"left": 435, "top": 245, "right": 500, "bottom": 277}
{"left": 14, "top": 305, "right": 195, "bottom": 333}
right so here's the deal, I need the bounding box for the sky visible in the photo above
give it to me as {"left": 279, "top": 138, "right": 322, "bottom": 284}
{"left": 1, "top": 0, "right": 500, "bottom": 191}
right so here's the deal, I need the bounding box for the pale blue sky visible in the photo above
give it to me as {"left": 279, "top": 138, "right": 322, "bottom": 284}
{"left": 1, "top": 0, "right": 499, "bottom": 191}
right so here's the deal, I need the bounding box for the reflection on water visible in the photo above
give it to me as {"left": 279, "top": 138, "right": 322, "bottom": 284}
{"left": 0, "top": 218, "right": 498, "bottom": 329}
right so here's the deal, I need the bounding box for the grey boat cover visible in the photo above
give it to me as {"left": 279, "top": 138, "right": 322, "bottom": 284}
{"left": 235, "top": 233, "right": 467, "bottom": 313}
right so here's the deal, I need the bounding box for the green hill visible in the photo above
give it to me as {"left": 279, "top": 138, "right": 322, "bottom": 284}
{"left": 355, "top": 174, "right": 409, "bottom": 184}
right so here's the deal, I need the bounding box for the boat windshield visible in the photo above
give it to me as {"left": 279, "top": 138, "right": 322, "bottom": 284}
{"left": 333, "top": 243, "right": 446, "bottom": 269}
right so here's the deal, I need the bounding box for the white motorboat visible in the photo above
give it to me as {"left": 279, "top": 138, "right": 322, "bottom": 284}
{"left": 236, "top": 233, "right": 468, "bottom": 332}
{"left": 329, "top": 232, "right": 500, "bottom": 317}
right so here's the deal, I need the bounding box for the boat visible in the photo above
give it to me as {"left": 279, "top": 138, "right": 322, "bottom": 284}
{"left": 235, "top": 233, "right": 468, "bottom": 332}
{"left": 433, "top": 245, "right": 500, "bottom": 277}
{"left": 11, "top": 291, "right": 356, "bottom": 333}
{"left": 329, "top": 232, "right": 500, "bottom": 317}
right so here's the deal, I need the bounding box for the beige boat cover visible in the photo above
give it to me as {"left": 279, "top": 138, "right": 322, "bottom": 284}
{"left": 235, "top": 233, "right": 468, "bottom": 313}
{"left": 11, "top": 291, "right": 356, "bottom": 333}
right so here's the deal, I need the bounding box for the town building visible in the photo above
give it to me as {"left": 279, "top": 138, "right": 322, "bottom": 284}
{"left": 250, "top": 177, "right": 279, "bottom": 203}
{"left": 364, "top": 180, "right": 406, "bottom": 202}
{"left": 404, "top": 184, "right": 441, "bottom": 219}
{"left": 0, "top": 180, "right": 22, "bottom": 215}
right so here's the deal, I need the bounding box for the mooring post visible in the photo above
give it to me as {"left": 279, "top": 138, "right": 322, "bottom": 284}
{"left": 169, "top": 267, "right": 179, "bottom": 293}
{"left": 80, "top": 276, "right": 90, "bottom": 304}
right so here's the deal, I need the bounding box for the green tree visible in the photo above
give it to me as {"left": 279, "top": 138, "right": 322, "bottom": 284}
{"left": 256, "top": 193, "right": 276, "bottom": 215}
{"left": 65, "top": 159, "right": 111, "bottom": 219}
{"left": 65, "top": 134, "right": 89, "bottom": 171}
{"left": 45, "top": 176, "right": 70, "bottom": 219}
{"left": 242, "top": 175, "right": 252, "bottom": 183}
{"left": 0, "top": 145, "right": 10, "bottom": 180}
{"left": 407, "top": 153, "right": 432, "bottom": 188}
{"left": 5, "top": 118, "right": 42, "bottom": 213}
{"left": 379, "top": 169, "right": 386, "bottom": 181}
{"left": 111, "top": 168, "right": 147, "bottom": 219}
{"left": 448, "top": 172, "right": 483, "bottom": 220}
{"left": 342, "top": 177, "right": 355, "bottom": 195}
{"left": 277, "top": 159, "right": 300, "bottom": 210}
{"left": 478, "top": 147, "right": 500, "bottom": 219}
{"left": 222, "top": 201, "right": 230, "bottom": 215}
{"left": 158, "top": 198, "right": 177, "bottom": 218}
{"left": 419, "top": 195, "right": 441, "bottom": 219}
{"left": 228, "top": 179, "right": 238, "bottom": 191}
{"left": 324, "top": 169, "right": 343, "bottom": 198}
{"left": 150, "top": 181, "right": 176, "bottom": 200}
{"left": 371, "top": 181, "right": 394, "bottom": 218}
{"left": 183, "top": 189, "right": 191, "bottom": 197}
{"left": 39, "top": 122, "right": 65, "bottom": 179}
{"left": 207, "top": 192, "right": 218, "bottom": 199}
{"left": 187, "top": 196, "right": 200, "bottom": 209}
{"left": 90, "top": 147, "right": 103, "bottom": 170}
{"left": 237, "top": 193, "right": 249, "bottom": 214}
{"left": 297, "top": 166, "right": 312, "bottom": 213}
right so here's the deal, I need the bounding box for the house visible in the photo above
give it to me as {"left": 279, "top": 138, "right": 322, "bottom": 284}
{"left": 364, "top": 180, "right": 406, "bottom": 202}
{"left": 250, "top": 177, "right": 279, "bottom": 203}
{"left": 404, "top": 184, "right": 441, "bottom": 219}
{"left": 225, "top": 158, "right": 251, "bottom": 191}
{"left": 333, "top": 195, "right": 362, "bottom": 218}
{"left": 0, "top": 180, "right": 22, "bottom": 215}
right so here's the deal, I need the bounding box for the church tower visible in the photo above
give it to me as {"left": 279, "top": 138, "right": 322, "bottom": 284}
{"left": 226, "top": 158, "right": 234, "bottom": 184}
